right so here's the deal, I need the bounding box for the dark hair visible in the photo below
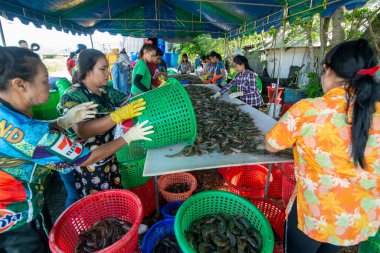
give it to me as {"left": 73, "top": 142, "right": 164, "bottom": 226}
{"left": 69, "top": 52, "right": 76, "bottom": 59}
{"left": 324, "top": 39, "right": 379, "bottom": 168}
{"left": 120, "top": 48, "right": 126, "bottom": 54}
{"left": 209, "top": 51, "right": 222, "bottom": 60}
{"left": 18, "top": 40, "right": 27, "bottom": 45}
{"left": 76, "top": 49, "right": 106, "bottom": 83}
{"left": 233, "top": 55, "right": 253, "bottom": 71}
{"left": 138, "top": 44, "right": 157, "bottom": 59}
{"left": 0, "top": 46, "right": 42, "bottom": 91}
{"left": 201, "top": 55, "right": 206, "bottom": 61}
{"left": 156, "top": 48, "right": 164, "bottom": 57}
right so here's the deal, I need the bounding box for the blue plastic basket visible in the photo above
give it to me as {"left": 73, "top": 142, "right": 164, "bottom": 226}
{"left": 284, "top": 88, "right": 307, "bottom": 103}
{"left": 161, "top": 202, "right": 183, "bottom": 220}
{"left": 141, "top": 219, "right": 176, "bottom": 253}
{"left": 180, "top": 81, "right": 189, "bottom": 85}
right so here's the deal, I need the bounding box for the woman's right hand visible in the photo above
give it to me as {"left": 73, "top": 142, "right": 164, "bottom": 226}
{"left": 109, "top": 98, "right": 146, "bottom": 124}
{"left": 122, "top": 120, "right": 154, "bottom": 144}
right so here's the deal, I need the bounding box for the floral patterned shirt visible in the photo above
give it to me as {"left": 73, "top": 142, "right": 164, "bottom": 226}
{"left": 266, "top": 86, "right": 380, "bottom": 246}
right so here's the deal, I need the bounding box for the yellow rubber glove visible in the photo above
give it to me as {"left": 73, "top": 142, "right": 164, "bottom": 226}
{"left": 109, "top": 98, "right": 146, "bottom": 124}
{"left": 202, "top": 73, "right": 210, "bottom": 81}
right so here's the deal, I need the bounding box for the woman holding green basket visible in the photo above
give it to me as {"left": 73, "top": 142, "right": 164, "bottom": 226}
{"left": 59, "top": 49, "right": 153, "bottom": 203}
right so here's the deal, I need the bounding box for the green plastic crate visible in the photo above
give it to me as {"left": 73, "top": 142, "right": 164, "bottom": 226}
{"left": 118, "top": 157, "right": 150, "bottom": 189}
{"left": 55, "top": 78, "right": 71, "bottom": 98}
{"left": 31, "top": 90, "right": 60, "bottom": 120}
{"left": 359, "top": 230, "right": 380, "bottom": 253}
{"left": 116, "top": 140, "right": 147, "bottom": 164}
{"left": 174, "top": 190, "right": 274, "bottom": 253}
{"left": 130, "top": 78, "right": 197, "bottom": 149}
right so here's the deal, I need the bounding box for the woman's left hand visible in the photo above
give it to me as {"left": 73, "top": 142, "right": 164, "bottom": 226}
{"left": 229, "top": 92, "right": 244, "bottom": 99}
{"left": 57, "top": 102, "right": 98, "bottom": 129}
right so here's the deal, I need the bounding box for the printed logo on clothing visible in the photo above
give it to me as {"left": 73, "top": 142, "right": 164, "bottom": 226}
{"left": 49, "top": 134, "right": 83, "bottom": 161}
{"left": 0, "top": 209, "right": 22, "bottom": 233}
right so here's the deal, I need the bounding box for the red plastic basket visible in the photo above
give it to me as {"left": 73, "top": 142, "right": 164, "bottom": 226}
{"left": 158, "top": 172, "right": 197, "bottom": 203}
{"left": 265, "top": 164, "right": 283, "bottom": 199}
{"left": 224, "top": 165, "right": 269, "bottom": 197}
{"left": 129, "top": 178, "right": 156, "bottom": 217}
{"left": 282, "top": 162, "right": 296, "bottom": 207}
{"left": 248, "top": 197, "right": 286, "bottom": 241}
{"left": 49, "top": 190, "right": 143, "bottom": 253}
{"left": 217, "top": 167, "right": 228, "bottom": 178}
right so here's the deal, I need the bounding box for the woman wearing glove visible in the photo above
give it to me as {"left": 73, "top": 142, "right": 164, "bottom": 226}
{"left": 0, "top": 47, "right": 154, "bottom": 253}
{"left": 209, "top": 51, "right": 226, "bottom": 88}
{"left": 211, "top": 55, "right": 264, "bottom": 109}
{"left": 59, "top": 48, "right": 150, "bottom": 201}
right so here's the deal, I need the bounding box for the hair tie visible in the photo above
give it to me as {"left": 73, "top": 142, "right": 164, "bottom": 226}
{"left": 355, "top": 65, "right": 380, "bottom": 78}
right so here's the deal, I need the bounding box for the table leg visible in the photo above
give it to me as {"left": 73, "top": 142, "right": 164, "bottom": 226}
{"left": 153, "top": 176, "right": 161, "bottom": 218}
{"left": 264, "top": 163, "right": 273, "bottom": 198}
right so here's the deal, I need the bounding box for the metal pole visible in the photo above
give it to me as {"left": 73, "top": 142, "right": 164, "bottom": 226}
{"left": 272, "top": 7, "right": 288, "bottom": 118}
{"left": 223, "top": 34, "right": 227, "bottom": 62}
{"left": 0, "top": 18, "right": 7, "bottom": 47}
{"left": 154, "top": 176, "right": 161, "bottom": 218}
{"left": 90, "top": 34, "right": 94, "bottom": 49}
{"left": 264, "top": 163, "right": 273, "bottom": 197}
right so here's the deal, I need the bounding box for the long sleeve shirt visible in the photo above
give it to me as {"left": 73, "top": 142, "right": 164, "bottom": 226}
{"left": 221, "top": 70, "right": 264, "bottom": 107}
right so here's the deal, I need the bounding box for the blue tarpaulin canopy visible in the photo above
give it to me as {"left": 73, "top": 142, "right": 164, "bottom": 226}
{"left": 0, "top": 0, "right": 369, "bottom": 41}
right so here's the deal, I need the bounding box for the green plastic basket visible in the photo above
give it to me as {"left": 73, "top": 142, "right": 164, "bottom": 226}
{"left": 174, "top": 190, "right": 274, "bottom": 253}
{"left": 116, "top": 140, "right": 147, "bottom": 164}
{"left": 359, "top": 230, "right": 380, "bottom": 253}
{"left": 31, "top": 90, "right": 60, "bottom": 120}
{"left": 130, "top": 78, "right": 197, "bottom": 149}
{"left": 55, "top": 78, "right": 71, "bottom": 98}
{"left": 118, "top": 157, "right": 150, "bottom": 189}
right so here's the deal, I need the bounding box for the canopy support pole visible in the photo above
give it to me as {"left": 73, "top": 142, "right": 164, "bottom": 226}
{"left": 223, "top": 34, "right": 227, "bottom": 63}
{"left": 0, "top": 18, "right": 6, "bottom": 47}
{"left": 90, "top": 34, "right": 94, "bottom": 49}
{"left": 272, "top": 7, "right": 288, "bottom": 118}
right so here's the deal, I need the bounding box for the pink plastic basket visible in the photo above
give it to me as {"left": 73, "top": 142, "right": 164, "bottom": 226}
{"left": 49, "top": 190, "right": 143, "bottom": 253}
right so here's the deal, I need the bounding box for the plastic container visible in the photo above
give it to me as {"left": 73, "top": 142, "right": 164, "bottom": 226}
{"left": 163, "top": 53, "right": 171, "bottom": 66}
{"left": 55, "top": 78, "right": 71, "bottom": 98}
{"left": 267, "top": 103, "right": 282, "bottom": 118}
{"left": 158, "top": 173, "right": 197, "bottom": 203}
{"left": 170, "top": 53, "right": 179, "bottom": 67}
{"left": 49, "top": 190, "right": 143, "bottom": 253}
{"left": 280, "top": 102, "right": 295, "bottom": 117}
{"left": 161, "top": 202, "right": 183, "bottom": 220}
{"left": 180, "top": 80, "right": 189, "bottom": 85}
{"left": 256, "top": 76, "right": 263, "bottom": 93}
{"left": 141, "top": 219, "right": 176, "bottom": 253}
{"left": 31, "top": 90, "right": 60, "bottom": 120}
{"left": 284, "top": 88, "right": 307, "bottom": 103}
{"left": 157, "top": 38, "right": 165, "bottom": 53}
{"left": 248, "top": 197, "right": 286, "bottom": 241}
{"left": 224, "top": 165, "right": 269, "bottom": 197}
{"left": 130, "top": 79, "right": 197, "bottom": 150}
{"left": 129, "top": 179, "right": 157, "bottom": 218}
{"left": 282, "top": 162, "right": 296, "bottom": 207}
{"left": 174, "top": 191, "right": 274, "bottom": 253}
{"left": 217, "top": 168, "right": 228, "bottom": 178}
{"left": 119, "top": 157, "right": 151, "bottom": 189}
{"left": 267, "top": 86, "right": 284, "bottom": 104}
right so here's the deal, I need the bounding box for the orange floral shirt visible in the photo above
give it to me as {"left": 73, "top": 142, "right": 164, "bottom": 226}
{"left": 266, "top": 86, "right": 380, "bottom": 246}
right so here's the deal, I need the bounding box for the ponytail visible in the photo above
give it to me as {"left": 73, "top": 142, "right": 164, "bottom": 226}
{"left": 325, "top": 39, "right": 379, "bottom": 168}
{"left": 346, "top": 74, "right": 379, "bottom": 168}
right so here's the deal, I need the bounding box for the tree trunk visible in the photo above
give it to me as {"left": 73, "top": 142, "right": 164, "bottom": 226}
{"left": 306, "top": 25, "right": 314, "bottom": 73}
{"left": 332, "top": 6, "right": 345, "bottom": 47}
{"left": 317, "top": 16, "right": 331, "bottom": 75}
